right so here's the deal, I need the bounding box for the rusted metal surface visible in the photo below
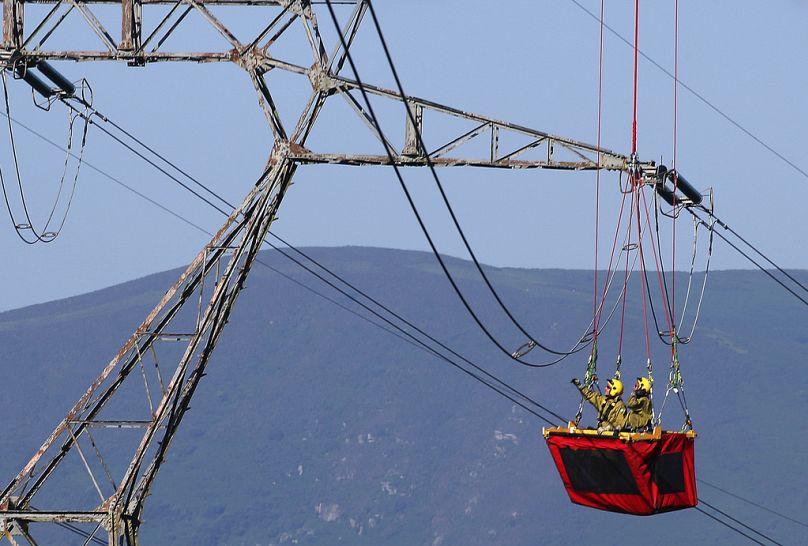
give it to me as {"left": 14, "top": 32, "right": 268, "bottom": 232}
{"left": 1, "top": 0, "right": 22, "bottom": 50}
{"left": 288, "top": 153, "right": 628, "bottom": 171}
{"left": 0, "top": 511, "right": 106, "bottom": 523}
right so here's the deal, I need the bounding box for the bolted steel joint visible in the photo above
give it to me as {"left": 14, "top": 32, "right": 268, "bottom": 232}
{"left": 234, "top": 47, "right": 265, "bottom": 73}
{"left": 307, "top": 64, "right": 338, "bottom": 94}
{"left": 278, "top": 0, "right": 311, "bottom": 18}
{"left": 271, "top": 139, "right": 292, "bottom": 162}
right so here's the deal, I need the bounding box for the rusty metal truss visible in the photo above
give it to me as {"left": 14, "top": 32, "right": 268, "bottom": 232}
{"left": 0, "top": 1, "right": 657, "bottom": 544}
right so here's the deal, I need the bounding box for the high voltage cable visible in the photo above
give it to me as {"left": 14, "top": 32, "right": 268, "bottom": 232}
{"left": 50, "top": 99, "right": 570, "bottom": 419}
{"left": 358, "top": 0, "right": 589, "bottom": 359}
{"left": 0, "top": 109, "right": 212, "bottom": 236}
{"left": 0, "top": 110, "right": 419, "bottom": 353}
{"left": 688, "top": 209, "right": 808, "bottom": 307}
{"left": 2, "top": 93, "right": 571, "bottom": 424}
{"left": 695, "top": 506, "right": 768, "bottom": 546}
{"left": 697, "top": 207, "right": 808, "bottom": 296}
{"left": 567, "top": 0, "right": 808, "bottom": 182}
{"left": 698, "top": 497, "right": 784, "bottom": 546}
{"left": 324, "top": 0, "right": 588, "bottom": 367}
{"left": 262, "top": 238, "right": 566, "bottom": 425}
{"left": 352, "top": 0, "right": 808, "bottom": 326}
{"left": 698, "top": 478, "right": 808, "bottom": 529}
{"left": 4, "top": 111, "right": 567, "bottom": 425}
{"left": 0, "top": 72, "right": 91, "bottom": 245}
{"left": 61, "top": 100, "right": 232, "bottom": 217}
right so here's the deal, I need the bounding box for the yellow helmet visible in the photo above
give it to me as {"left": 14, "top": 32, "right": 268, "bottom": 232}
{"left": 606, "top": 378, "right": 623, "bottom": 397}
{"left": 635, "top": 377, "right": 652, "bottom": 393}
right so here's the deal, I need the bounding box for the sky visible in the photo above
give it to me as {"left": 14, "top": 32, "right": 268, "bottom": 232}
{"left": 2, "top": 0, "right": 808, "bottom": 312}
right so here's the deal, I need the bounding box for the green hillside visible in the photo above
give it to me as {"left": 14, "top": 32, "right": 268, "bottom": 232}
{"left": 1, "top": 247, "right": 806, "bottom": 545}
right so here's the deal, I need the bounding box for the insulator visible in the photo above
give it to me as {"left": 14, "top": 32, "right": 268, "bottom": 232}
{"left": 14, "top": 65, "right": 54, "bottom": 98}
{"left": 36, "top": 61, "right": 75, "bottom": 96}
{"left": 666, "top": 170, "right": 702, "bottom": 205}
{"left": 655, "top": 182, "right": 678, "bottom": 207}
{"left": 656, "top": 164, "right": 669, "bottom": 182}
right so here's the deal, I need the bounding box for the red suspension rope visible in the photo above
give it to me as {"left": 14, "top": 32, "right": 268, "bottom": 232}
{"left": 671, "top": 0, "right": 680, "bottom": 343}
{"left": 631, "top": 0, "right": 640, "bottom": 154}
{"left": 618, "top": 186, "right": 635, "bottom": 356}
{"left": 596, "top": 187, "right": 631, "bottom": 330}
{"left": 593, "top": 0, "right": 605, "bottom": 343}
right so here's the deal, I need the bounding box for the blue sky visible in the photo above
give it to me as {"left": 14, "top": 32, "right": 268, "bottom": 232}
{"left": 2, "top": 0, "right": 807, "bottom": 312}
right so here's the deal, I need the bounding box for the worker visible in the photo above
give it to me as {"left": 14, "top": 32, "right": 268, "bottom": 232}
{"left": 571, "top": 377, "right": 627, "bottom": 431}
{"left": 625, "top": 377, "right": 653, "bottom": 432}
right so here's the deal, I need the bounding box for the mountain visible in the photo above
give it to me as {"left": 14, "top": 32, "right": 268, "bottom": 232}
{"left": 1, "top": 247, "right": 806, "bottom": 545}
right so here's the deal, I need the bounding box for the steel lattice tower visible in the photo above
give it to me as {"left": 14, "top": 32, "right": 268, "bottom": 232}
{"left": 0, "top": 1, "right": 653, "bottom": 543}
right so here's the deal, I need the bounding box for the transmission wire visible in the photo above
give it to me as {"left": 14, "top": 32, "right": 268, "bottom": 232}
{"left": 698, "top": 497, "right": 784, "bottom": 546}
{"left": 698, "top": 478, "right": 808, "bottom": 529}
{"left": 361, "top": 0, "right": 593, "bottom": 359}
{"left": 688, "top": 209, "right": 808, "bottom": 307}
{"left": 701, "top": 207, "right": 808, "bottom": 296}
{"left": 695, "top": 506, "right": 767, "bottom": 546}
{"left": 325, "top": 0, "right": 588, "bottom": 367}
{"left": 567, "top": 0, "right": 808, "bottom": 182}
{"left": 9, "top": 106, "right": 566, "bottom": 424}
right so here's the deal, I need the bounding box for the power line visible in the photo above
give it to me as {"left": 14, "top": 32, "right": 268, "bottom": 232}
{"left": 361, "top": 0, "right": 592, "bottom": 360}
{"left": 263, "top": 237, "right": 567, "bottom": 425}
{"left": 1, "top": 87, "right": 570, "bottom": 425}
{"left": 567, "top": 0, "right": 808, "bottom": 182}
{"left": 60, "top": 109, "right": 569, "bottom": 422}
{"left": 688, "top": 209, "right": 808, "bottom": 307}
{"left": 325, "top": 0, "right": 589, "bottom": 367}
{"left": 698, "top": 478, "right": 808, "bottom": 529}
{"left": 695, "top": 506, "right": 768, "bottom": 546}
{"left": 700, "top": 207, "right": 808, "bottom": 296}
{"left": 0, "top": 109, "right": 212, "bottom": 236}
{"left": 698, "top": 497, "right": 784, "bottom": 546}
{"left": 61, "top": 100, "right": 232, "bottom": 217}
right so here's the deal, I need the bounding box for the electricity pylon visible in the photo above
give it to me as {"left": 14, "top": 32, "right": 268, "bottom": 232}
{"left": 0, "top": 1, "right": 654, "bottom": 543}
